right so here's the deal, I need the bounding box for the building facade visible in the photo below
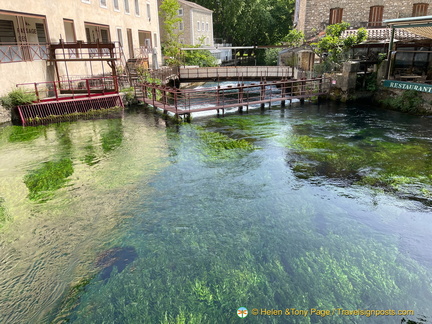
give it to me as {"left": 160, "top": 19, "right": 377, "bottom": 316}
{"left": 0, "top": 0, "right": 161, "bottom": 96}
{"left": 294, "top": 0, "right": 432, "bottom": 38}
{"left": 159, "top": 0, "right": 213, "bottom": 46}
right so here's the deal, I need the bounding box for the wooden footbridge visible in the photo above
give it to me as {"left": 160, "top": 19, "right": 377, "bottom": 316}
{"left": 138, "top": 76, "right": 329, "bottom": 118}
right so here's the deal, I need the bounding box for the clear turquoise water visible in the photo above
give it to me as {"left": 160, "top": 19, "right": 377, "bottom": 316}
{"left": 1, "top": 103, "right": 432, "bottom": 323}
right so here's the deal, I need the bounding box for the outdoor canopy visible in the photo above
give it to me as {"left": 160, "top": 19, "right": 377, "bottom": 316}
{"left": 384, "top": 15, "right": 432, "bottom": 39}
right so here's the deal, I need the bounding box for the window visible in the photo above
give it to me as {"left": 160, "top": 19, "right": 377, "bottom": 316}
{"left": 179, "top": 22, "right": 184, "bottom": 31}
{"left": 117, "top": 28, "right": 123, "bottom": 46}
{"left": 413, "top": 3, "right": 429, "bottom": 16}
{"left": 100, "top": 0, "right": 107, "bottom": 7}
{"left": 197, "top": 21, "right": 200, "bottom": 31}
{"left": 81, "top": 0, "right": 90, "bottom": 3}
{"left": 178, "top": 8, "right": 183, "bottom": 16}
{"left": 147, "top": 3, "right": 151, "bottom": 21}
{"left": 369, "top": 6, "right": 383, "bottom": 27}
{"left": 0, "top": 20, "right": 16, "bottom": 43}
{"left": 84, "top": 23, "right": 110, "bottom": 43}
{"left": 153, "top": 32, "right": 157, "bottom": 47}
{"left": 202, "top": 22, "right": 204, "bottom": 31}
{"left": 113, "top": 0, "right": 119, "bottom": 11}
{"left": 329, "top": 8, "right": 343, "bottom": 25}
{"left": 206, "top": 22, "right": 209, "bottom": 31}
{"left": 124, "top": 0, "right": 130, "bottom": 13}
{"left": 35, "top": 23, "right": 47, "bottom": 44}
{"left": 135, "top": 0, "right": 140, "bottom": 16}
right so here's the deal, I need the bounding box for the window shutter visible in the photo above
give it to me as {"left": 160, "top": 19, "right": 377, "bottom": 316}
{"left": 329, "top": 8, "right": 343, "bottom": 25}
{"left": 369, "top": 6, "right": 383, "bottom": 27}
{"left": 413, "top": 3, "right": 428, "bottom": 16}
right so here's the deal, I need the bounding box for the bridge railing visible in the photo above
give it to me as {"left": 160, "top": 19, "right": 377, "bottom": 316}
{"left": 138, "top": 77, "right": 329, "bottom": 115}
{"left": 179, "top": 66, "right": 293, "bottom": 80}
{"left": 16, "top": 76, "right": 119, "bottom": 103}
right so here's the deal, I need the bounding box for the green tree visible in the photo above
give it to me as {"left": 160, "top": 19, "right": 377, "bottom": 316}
{"left": 183, "top": 37, "right": 217, "bottom": 67}
{"left": 193, "top": 0, "right": 295, "bottom": 46}
{"left": 310, "top": 22, "right": 367, "bottom": 71}
{"left": 159, "top": 0, "right": 183, "bottom": 65}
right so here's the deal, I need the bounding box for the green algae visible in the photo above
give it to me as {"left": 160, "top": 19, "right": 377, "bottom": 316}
{"left": 284, "top": 133, "right": 432, "bottom": 199}
{"left": 101, "top": 119, "right": 124, "bottom": 153}
{"left": 24, "top": 158, "right": 74, "bottom": 201}
{"left": 169, "top": 125, "right": 256, "bottom": 163}
{"left": 8, "top": 125, "right": 46, "bottom": 143}
{"left": 0, "top": 197, "right": 9, "bottom": 229}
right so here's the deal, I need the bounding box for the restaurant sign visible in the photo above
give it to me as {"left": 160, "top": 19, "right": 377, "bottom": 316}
{"left": 383, "top": 80, "right": 432, "bottom": 93}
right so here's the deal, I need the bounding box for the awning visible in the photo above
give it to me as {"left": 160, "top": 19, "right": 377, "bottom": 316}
{"left": 384, "top": 15, "right": 432, "bottom": 39}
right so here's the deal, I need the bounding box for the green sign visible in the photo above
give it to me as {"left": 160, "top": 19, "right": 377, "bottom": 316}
{"left": 383, "top": 80, "right": 432, "bottom": 93}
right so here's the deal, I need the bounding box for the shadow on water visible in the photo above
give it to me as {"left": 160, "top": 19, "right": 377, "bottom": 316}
{"left": 95, "top": 246, "right": 138, "bottom": 281}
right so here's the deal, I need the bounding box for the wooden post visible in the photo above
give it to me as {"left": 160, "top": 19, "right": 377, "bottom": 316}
{"left": 238, "top": 86, "right": 244, "bottom": 112}
{"left": 281, "top": 82, "right": 286, "bottom": 107}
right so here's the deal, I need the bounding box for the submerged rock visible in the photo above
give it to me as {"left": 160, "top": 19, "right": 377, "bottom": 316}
{"left": 95, "top": 246, "right": 138, "bottom": 280}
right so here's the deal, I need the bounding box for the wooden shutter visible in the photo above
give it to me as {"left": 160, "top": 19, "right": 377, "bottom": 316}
{"left": 0, "top": 20, "right": 16, "bottom": 43}
{"left": 413, "top": 3, "right": 429, "bottom": 16}
{"left": 329, "top": 8, "right": 343, "bottom": 25}
{"left": 369, "top": 6, "right": 383, "bottom": 27}
{"left": 36, "top": 23, "right": 47, "bottom": 44}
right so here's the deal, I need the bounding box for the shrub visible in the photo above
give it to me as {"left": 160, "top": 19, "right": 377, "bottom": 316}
{"left": 1, "top": 88, "right": 37, "bottom": 110}
{"left": 380, "top": 90, "right": 423, "bottom": 113}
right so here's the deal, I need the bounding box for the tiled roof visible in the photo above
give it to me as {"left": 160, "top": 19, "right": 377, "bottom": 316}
{"left": 178, "top": 0, "right": 213, "bottom": 13}
{"left": 342, "top": 28, "right": 425, "bottom": 41}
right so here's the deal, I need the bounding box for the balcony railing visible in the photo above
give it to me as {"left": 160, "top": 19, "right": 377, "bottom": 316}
{"left": 134, "top": 46, "right": 152, "bottom": 58}
{"left": 0, "top": 43, "right": 48, "bottom": 63}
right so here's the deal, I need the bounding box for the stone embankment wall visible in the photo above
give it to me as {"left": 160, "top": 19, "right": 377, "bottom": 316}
{"left": 0, "top": 106, "right": 11, "bottom": 124}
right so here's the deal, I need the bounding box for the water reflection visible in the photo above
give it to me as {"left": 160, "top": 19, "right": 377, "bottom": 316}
{"left": 0, "top": 113, "right": 168, "bottom": 323}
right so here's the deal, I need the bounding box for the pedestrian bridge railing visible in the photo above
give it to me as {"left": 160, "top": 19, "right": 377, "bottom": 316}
{"left": 137, "top": 77, "right": 329, "bottom": 117}
{"left": 179, "top": 66, "right": 293, "bottom": 81}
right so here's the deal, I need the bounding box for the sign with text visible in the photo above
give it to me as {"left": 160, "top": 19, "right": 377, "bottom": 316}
{"left": 383, "top": 80, "right": 432, "bottom": 93}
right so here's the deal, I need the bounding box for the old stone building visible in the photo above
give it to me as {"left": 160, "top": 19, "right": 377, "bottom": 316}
{"left": 294, "top": 0, "right": 432, "bottom": 38}
{"left": 158, "top": 0, "right": 214, "bottom": 46}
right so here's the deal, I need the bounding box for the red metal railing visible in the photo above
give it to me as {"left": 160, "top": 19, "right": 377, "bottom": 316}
{"left": 178, "top": 66, "right": 293, "bottom": 81}
{"left": 17, "top": 94, "right": 124, "bottom": 126}
{"left": 16, "top": 76, "right": 119, "bottom": 102}
{"left": 0, "top": 43, "right": 48, "bottom": 63}
{"left": 138, "top": 77, "right": 329, "bottom": 115}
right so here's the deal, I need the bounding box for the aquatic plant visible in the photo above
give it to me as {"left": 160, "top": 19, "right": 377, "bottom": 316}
{"left": 8, "top": 125, "right": 46, "bottom": 143}
{"left": 283, "top": 130, "right": 432, "bottom": 201}
{"left": 101, "top": 119, "right": 124, "bottom": 153}
{"left": 25, "top": 106, "right": 124, "bottom": 125}
{"left": 193, "top": 126, "right": 255, "bottom": 161}
{"left": 0, "top": 197, "right": 9, "bottom": 229}
{"left": 24, "top": 158, "right": 74, "bottom": 201}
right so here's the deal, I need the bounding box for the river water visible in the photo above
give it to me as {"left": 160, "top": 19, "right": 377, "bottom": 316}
{"left": 0, "top": 101, "right": 431, "bottom": 323}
